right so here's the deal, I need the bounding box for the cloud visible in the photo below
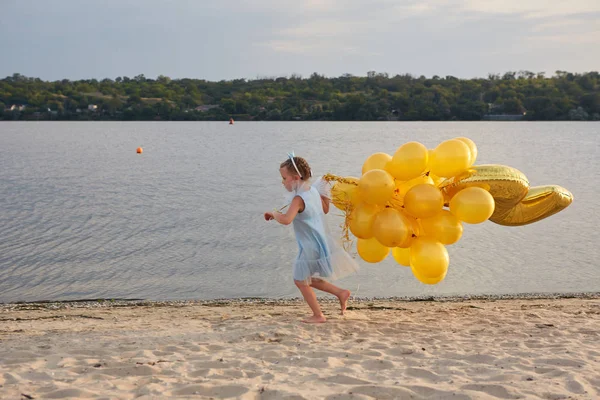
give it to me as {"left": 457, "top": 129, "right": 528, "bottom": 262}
{"left": 255, "top": 38, "right": 366, "bottom": 56}
{"left": 1, "top": 0, "right": 598, "bottom": 80}
{"left": 279, "top": 19, "right": 366, "bottom": 38}
{"left": 254, "top": 0, "right": 600, "bottom": 62}
{"left": 461, "top": 0, "right": 600, "bottom": 18}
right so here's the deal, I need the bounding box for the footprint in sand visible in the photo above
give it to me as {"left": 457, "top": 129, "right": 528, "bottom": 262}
{"left": 464, "top": 354, "right": 498, "bottom": 364}
{"left": 534, "top": 358, "right": 584, "bottom": 368}
{"left": 485, "top": 373, "right": 523, "bottom": 382}
{"left": 405, "top": 367, "right": 445, "bottom": 383}
{"left": 360, "top": 359, "right": 395, "bottom": 370}
{"left": 1, "top": 372, "right": 20, "bottom": 385}
{"left": 320, "top": 374, "right": 371, "bottom": 385}
{"left": 402, "top": 385, "right": 472, "bottom": 400}
{"left": 348, "top": 385, "right": 421, "bottom": 399}
{"left": 258, "top": 389, "right": 307, "bottom": 399}
{"left": 171, "top": 384, "right": 249, "bottom": 398}
{"left": 461, "top": 383, "right": 521, "bottom": 399}
{"left": 43, "top": 388, "right": 97, "bottom": 398}
{"left": 383, "top": 347, "right": 418, "bottom": 357}
{"left": 101, "top": 365, "right": 172, "bottom": 377}
{"left": 17, "top": 371, "right": 54, "bottom": 382}
{"left": 152, "top": 350, "right": 174, "bottom": 357}
{"left": 565, "top": 378, "right": 588, "bottom": 394}
{"left": 187, "top": 368, "right": 211, "bottom": 378}
{"left": 324, "top": 394, "right": 371, "bottom": 400}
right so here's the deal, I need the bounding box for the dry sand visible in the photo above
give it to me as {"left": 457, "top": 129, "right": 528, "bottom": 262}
{"left": 1, "top": 295, "right": 599, "bottom": 399}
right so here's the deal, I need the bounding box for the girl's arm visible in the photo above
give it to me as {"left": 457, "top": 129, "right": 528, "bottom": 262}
{"left": 267, "top": 196, "right": 305, "bottom": 225}
{"left": 321, "top": 195, "right": 330, "bottom": 214}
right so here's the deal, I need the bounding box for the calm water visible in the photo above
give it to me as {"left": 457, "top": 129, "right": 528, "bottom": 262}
{"left": 0, "top": 122, "right": 598, "bottom": 303}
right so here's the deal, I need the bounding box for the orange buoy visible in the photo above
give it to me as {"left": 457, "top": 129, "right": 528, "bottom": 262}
{"left": 229, "top": 118, "right": 234, "bottom": 125}
{"left": 136, "top": 147, "right": 143, "bottom": 154}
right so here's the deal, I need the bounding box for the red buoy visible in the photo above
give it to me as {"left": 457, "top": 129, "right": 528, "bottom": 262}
{"left": 136, "top": 147, "right": 143, "bottom": 154}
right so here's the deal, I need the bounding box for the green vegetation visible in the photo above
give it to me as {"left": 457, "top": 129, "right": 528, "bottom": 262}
{"left": 1, "top": 71, "right": 599, "bottom": 121}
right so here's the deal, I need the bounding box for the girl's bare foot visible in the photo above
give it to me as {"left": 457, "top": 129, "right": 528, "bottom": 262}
{"left": 302, "top": 315, "right": 327, "bottom": 323}
{"left": 338, "top": 290, "right": 351, "bottom": 315}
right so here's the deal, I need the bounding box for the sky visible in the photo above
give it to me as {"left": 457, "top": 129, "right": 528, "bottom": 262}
{"left": 1, "top": 0, "right": 598, "bottom": 81}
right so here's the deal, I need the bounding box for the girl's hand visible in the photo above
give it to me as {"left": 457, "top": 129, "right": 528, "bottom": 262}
{"left": 264, "top": 212, "right": 275, "bottom": 221}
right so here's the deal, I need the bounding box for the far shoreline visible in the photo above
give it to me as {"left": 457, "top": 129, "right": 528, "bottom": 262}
{"left": 1, "top": 120, "right": 596, "bottom": 123}
{"left": 3, "top": 291, "right": 598, "bottom": 309}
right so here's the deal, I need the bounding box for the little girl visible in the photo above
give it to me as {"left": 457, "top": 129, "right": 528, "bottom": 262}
{"left": 264, "top": 154, "right": 359, "bottom": 323}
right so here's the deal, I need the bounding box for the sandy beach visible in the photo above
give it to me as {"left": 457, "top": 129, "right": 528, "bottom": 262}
{"left": 1, "top": 295, "right": 599, "bottom": 399}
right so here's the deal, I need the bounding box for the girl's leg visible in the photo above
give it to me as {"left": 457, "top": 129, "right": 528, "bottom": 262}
{"left": 310, "top": 279, "right": 351, "bottom": 315}
{"left": 295, "top": 280, "right": 326, "bottom": 323}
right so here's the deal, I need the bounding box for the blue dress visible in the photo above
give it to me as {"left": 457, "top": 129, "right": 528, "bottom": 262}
{"left": 292, "top": 184, "right": 359, "bottom": 283}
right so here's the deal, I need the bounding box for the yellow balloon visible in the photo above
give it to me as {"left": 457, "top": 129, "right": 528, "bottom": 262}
{"left": 419, "top": 210, "right": 463, "bottom": 245}
{"left": 392, "top": 175, "right": 434, "bottom": 206}
{"left": 392, "top": 247, "right": 410, "bottom": 266}
{"left": 403, "top": 184, "right": 444, "bottom": 218}
{"left": 411, "top": 265, "right": 447, "bottom": 284}
{"left": 358, "top": 169, "right": 395, "bottom": 205}
{"left": 410, "top": 237, "right": 449, "bottom": 279}
{"left": 430, "top": 139, "right": 471, "bottom": 178}
{"left": 455, "top": 137, "right": 478, "bottom": 166}
{"left": 362, "top": 153, "right": 392, "bottom": 175}
{"left": 349, "top": 203, "right": 380, "bottom": 239}
{"left": 372, "top": 208, "right": 411, "bottom": 247}
{"left": 450, "top": 187, "right": 495, "bottom": 224}
{"left": 357, "top": 237, "right": 390, "bottom": 263}
{"left": 386, "top": 142, "right": 428, "bottom": 181}
{"left": 331, "top": 177, "right": 360, "bottom": 210}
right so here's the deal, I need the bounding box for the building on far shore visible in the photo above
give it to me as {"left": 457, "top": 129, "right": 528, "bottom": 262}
{"left": 7, "top": 104, "right": 27, "bottom": 111}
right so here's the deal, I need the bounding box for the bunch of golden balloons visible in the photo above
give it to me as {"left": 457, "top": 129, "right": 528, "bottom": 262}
{"left": 331, "top": 138, "right": 503, "bottom": 285}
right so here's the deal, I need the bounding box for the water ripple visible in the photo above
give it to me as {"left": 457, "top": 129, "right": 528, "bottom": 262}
{"left": 0, "top": 121, "right": 598, "bottom": 302}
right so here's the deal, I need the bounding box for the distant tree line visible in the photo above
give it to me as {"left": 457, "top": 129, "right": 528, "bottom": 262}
{"left": 1, "top": 71, "right": 598, "bottom": 121}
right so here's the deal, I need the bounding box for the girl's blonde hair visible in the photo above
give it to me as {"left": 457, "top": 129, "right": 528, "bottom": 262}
{"left": 280, "top": 156, "right": 312, "bottom": 180}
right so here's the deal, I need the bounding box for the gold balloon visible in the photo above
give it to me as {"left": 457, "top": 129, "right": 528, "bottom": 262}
{"left": 357, "top": 237, "right": 390, "bottom": 263}
{"left": 455, "top": 137, "right": 478, "bottom": 166}
{"left": 349, "top": 203, "right": 380, "bottom": 239}
{"left": 390, "top": 175, "right": 435, "bottom": 208}
{"left": 411, "top": 265, "right": 447, "bottom": 284}
{"left": 372, "top": 208, "right": 411, "bottom": 248}
{"left": 392, "top": 247, "right": 410, "bottom": 266}
{"left": 362, "top": 153, "right": 392, "bottom": 175}
{"left": 404, "top": 184, "right": 444, "bottom": 218}
{"left": 490, "top": 185, "right": 574, "bottom": 226}
{"left": 331, "top": 176, "right": 360, "bottom": 210}
{"left": 430, "top": 139, "right": 471, "bottom": 177}
{"left": 410, "top": 237, "right": 449, "bottom": 279}
{"left": 358, "top": 169, "right": 395, "bottom": 205}
{"left": 450, "top": 187, "right": 495, "bottom": 224}
{"left": 386, "top": 142, "right": 428, "bottom": 181}
{"left": 419, "top": 210, "right": 463, "bottom": 245}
